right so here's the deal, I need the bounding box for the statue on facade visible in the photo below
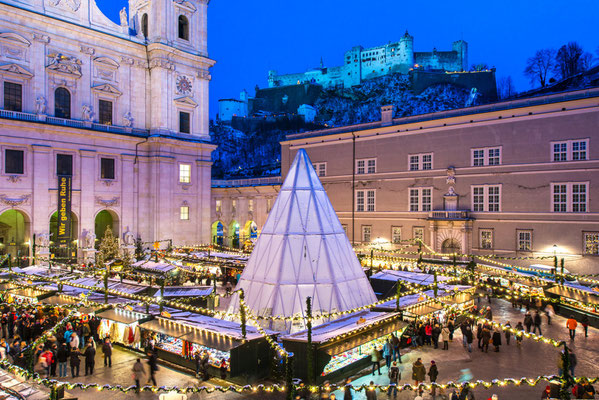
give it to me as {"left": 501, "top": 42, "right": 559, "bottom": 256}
{"left": 83, "top": 230, "right": 96, "bottom": 249}
{"left": 122, "top": 227, "right": 135, "bottom": 246}
{"left": 35, "top": 232, "right": 51, "bottom": 248}
{"left": 35, "top": 96, "right": 46, "bottom": 115}
{"left": 82, "top": 104, "right": 94, "bottom": 121}
{"left": 446, "top": 167, "right": 456, "bottom": 185}
{"left": 119, "top": 7, "right": 128, "bottom": 26}
{"left": 122, "top": 111, "right": 133, "bottom": 127}
{"left": 465, "top": 88, "right": 480, "bottom": 107}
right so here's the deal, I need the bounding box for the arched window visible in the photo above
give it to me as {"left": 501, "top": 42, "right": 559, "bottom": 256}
{"left": 141, "top": 13, "right": 148, "bottom": 38}
{"left": 178, "top": 15, "right": 189, "bottom": 40}
{"left": 54, "top": 87, "right": 71, "bottom": 119}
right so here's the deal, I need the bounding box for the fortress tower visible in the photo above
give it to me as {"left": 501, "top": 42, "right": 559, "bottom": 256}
{"left": 452, "top": 40, "right": 468, "bottom": 71}
{"left": 398, "top": 30, "right": 414, "bottom": 71}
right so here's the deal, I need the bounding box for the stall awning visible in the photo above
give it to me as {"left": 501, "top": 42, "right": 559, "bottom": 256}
{"left": 140, "top": 318, "right": 189, "bottom": 338}
{"left": 320, "top": 319, "right": 407, "bottom": 356}
{"left": 179, "top": 329, "right": 241, "bottom": 352}
{"left": 135, "top": 261, "right": 176, "bottom": 274}
{"left": 96, "top": 309, "right": 150, "bottom": 325}
{"left": 405, "top": 303, "right": 444, "bottom": 316}
{"left": 9, "top": 288, "right": 52, "bottom": 300}
{"left": 545, "top": 286, "right": 599, "bottom": 305}
{"left": 439, "top": 292, "right": 474, "bottom": 305}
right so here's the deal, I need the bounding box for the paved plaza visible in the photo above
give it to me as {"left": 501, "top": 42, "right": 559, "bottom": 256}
{"left": 6, "top": 298, "right": 593, "bottom": 400}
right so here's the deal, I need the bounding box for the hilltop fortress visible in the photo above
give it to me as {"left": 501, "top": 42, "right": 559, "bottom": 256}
{"left": 268, "top": 31, "right": 468, "bottom": 88}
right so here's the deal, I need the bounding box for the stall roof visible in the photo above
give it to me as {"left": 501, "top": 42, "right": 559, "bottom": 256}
{"left": 19, "top": 265, "right": 79, "bottom": 278}
{"left": 140, "top": 315, "right": 267, "bottom": 343}
{"left": 96, "top": 308, "right": 151, "bottom": 325}
{"left": 68, "top": 277, "right": 148, "bottom": 295}
{"left": 545, "top": 286, "right": 599, "bottom": 305}
{"left": 283, "top": 311, "right": 402, "bottom": 344}
{"left": 478, "top": 265, "right": 551, "bottom": 287}
{"left": 405, "top": 303, "right": 445, "bottom": 316}
{"left": 155, "top": 286, "right": 213, "bottom": 298}
{"left": 9, "top": 288, "right": 52, "bottom": 300}
{"left": 371, "top": 270, "right": 452, "bottom": 285}
{"left": 134, "top": 261, "right": 176, "bottom": 274}
{"left": 41, "top": 295, "right": 100, "bottom": 314}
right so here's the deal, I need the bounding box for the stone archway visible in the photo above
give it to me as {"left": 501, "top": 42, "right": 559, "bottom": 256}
{"left": 0, "top": 209, "right": 31, "bottom": 267}
{"left": 212, "top": 221, "right": 225, "bottom": 246}
{"left": 229, "top": 220, "right": 240, "bottom": 248}
{"left": 441, "top": 238, "right": 461, "bottom": 254}
{"left": 95, "top": 210, "right": 120, "bottom": 246}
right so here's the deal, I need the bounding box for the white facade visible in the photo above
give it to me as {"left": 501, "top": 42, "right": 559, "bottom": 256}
{"left": 297, "top": 104, "right": 316, "bottom": 123}
{"left": 0, "top": 0, "right": 215, "bottom": 263}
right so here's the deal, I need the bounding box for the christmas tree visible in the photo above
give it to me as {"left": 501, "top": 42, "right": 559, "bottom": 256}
{"left": 96, "top": 226, "right": 119, "bottom": 268}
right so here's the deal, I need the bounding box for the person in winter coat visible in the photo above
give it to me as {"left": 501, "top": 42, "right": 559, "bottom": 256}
{"left": 441, "top": 326, "right": 450, "bottom": 350}
{"left": 388, "top": 361, "right": 400, "bottom": 398}
{"left": 567, "top": 317, "right": 578, "bottom": 340}
{"left": 464, "top": 325, "right": 474, "bottom": 352}
{"left": 382, "top": 338, "right": 392, "bottom": 368}
{"left": 147, "top": 352, "right": 158, "bottom": 386}
{"left": 412, "top": 358, "right": 426, "bottom": 386}
{"left": 343, "top": 378, "right": 353, "bottom": 400}
{"left": 533, "top": 311, "right": 542, "bottom": 336}
{"left": 390, "top": 332, "right": 401, "bottom": 362}
{"left": 504, "top": 321, "right": 512, "bottom": 345}
{"left": 428, "top": 361, "right": 439, "bottom": 397}
{"left": 102, "top": 338, "right": 112, "bottom": 367}
{"left": 370, "top": 347, "right": 382, "bottom": 375}
{"left": 219, "top": 358, "right": 227, "bottom": 380}
{"left": 432, "top": 324, "right": 441, "bottom": 349}
{"left": 515, "top": 322, "right": 524, "bottom": 346}
{"left": 69, "top": 332, "right": 79, "bottom": 351}
{"left": 581, "top": 315, "right": 589, "bottom": 338}
{"left": 424, "top": 323, "right": 433, "bottom": 346}
{"left": 69, "top": 348, "right": 80, "bottom": 377}
{"left": 83, "top": 340, "right": 95, "bottom": 376}
{"left": 484, "top": 306, "right": 493, "bottom": 321}
{"left": 524, "top": 312, "right": 533, "bottom": 333}
{"left": 365, "top": 381, "right": 377, "bottom": 400}
{"left": 481, "top": 326, "right": 491, "bottom": 353}
{"left": 581, "top": 378, "right": 596, "bottom": 399}
{"left": 50, "top": 343, "right": 58, "bottom": 377}
{"left": 57, "top": 343, "right": 69, "bottom": 378}
{"left": 132, "top": 358, "right": 145, "bottom": 393}
{"left": 476, "top": 323, "right": 483, "bottom": 349}
{"left": 492, "top": 328, "right": 502, "bottom": 352}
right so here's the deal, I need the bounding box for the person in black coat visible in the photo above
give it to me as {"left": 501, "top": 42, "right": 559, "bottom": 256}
{"left": 84, "top": 343, "right": 95, "bottom": 376}
{"left": 492, "top": 329, "right": 502, "bottom": 352}
{"left": 57, "top": 343, "right": 69, "bottom": 378}
{"left": 146, "top": 352, "right": 158, "bottom": 386}
{"left": 70, "top": 349, "right": 80, "bottom": 377}
{"left": 428, "top": 361, "right": 439, "bottom": 397}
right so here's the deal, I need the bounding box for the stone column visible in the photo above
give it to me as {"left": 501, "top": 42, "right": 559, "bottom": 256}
{"left": 31, "top": 144, "right": 51, "bottom": 236}
{"left": 196, "top": 157, "right": 212, "bottom": 245}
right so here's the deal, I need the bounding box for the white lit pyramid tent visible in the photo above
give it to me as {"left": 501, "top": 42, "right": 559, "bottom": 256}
{"left": 228, "top": 149, "right": 377, "bottom": 330}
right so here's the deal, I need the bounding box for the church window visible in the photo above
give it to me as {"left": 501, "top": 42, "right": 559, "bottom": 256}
{"left": 178, "top": 15, "right": 189, "bottom": 40}
{"left": 179, "top": 111, "right": 190, "bottom": 133}
{"left": 141, "top": 13, "right": 149, "bottom": 38}
{"left": 98, "top": 100, "right": 113, "bottom": 125}
{"left": 54, "top": 87, "right": 71, "bottom": 119}
{"left": 4, "top": 149, "right": 24, "bottom": 175}
{"left": 3, "top": 82, "right": 22, "bottom": 112}
{"left": 100, "top": 158, "right": 115, "bottom": 180}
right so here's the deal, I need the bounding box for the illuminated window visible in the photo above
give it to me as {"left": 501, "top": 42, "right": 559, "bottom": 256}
{"left": 480, "top": 229, "right": 493, "bottom": 249}
{"left": 362, "top": 225, "right": 371, "bottom": 243}
{"left": 179, "top": 164, "right": 191, "bottom": 183}
{"left": 413, "top": 227, "right": 424, "bottom": 241}
{"left": 391, "top": 227, "right": 402, "bottom": 243}
{"left": 517, "top": 230, "right": 532, "bottom": 251}
{"left": 180, "top": 206, "right": 189, "bottom": 220}
{"left": 584, "top": 232, "right": 599, "bottom": 255}
{"left": 215, "top": 200, "right": 222, "bottom": 213}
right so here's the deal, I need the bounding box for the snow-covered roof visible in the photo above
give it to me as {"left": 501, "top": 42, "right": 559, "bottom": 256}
{"left": 371, "top": 270, "right": 452, "bottom": 285}
{"left": 228, "top": 150, "right": 377, "bottom": 326}
{"left": 283, "top": 310, "right": 403, "bottom": 344}
{"left": 155, "top": 286, "right": 213, "bottom": 298}
{"left": 134, "top": 261, "right": 177, "bottom": 274}
{"left": 69, "top": 277, "right": 148, "bottom": 294}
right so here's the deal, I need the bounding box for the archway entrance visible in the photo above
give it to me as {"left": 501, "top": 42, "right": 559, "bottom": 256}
{"left": 212, "top": 221, "right": 224, "bottom": 246}
{"left": 49, "top": 211, "right": 78, "bottom": 263}
{"left": 95, "top": 210, "right": 119, "bottom": 247}
{"left": 243, "top": 220, "right": 258, "bottom": 241}
{"left": 441, "top": 238, "right": 461, "bottom": 254}
{"left": 0, "top": 209, "right": 30, "bottom": 267}
{"left": 229, "top": 221, "right": 240, "bottom": 248}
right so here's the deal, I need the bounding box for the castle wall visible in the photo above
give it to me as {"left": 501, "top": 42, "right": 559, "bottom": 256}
{"left": 411, "top": 70, "right": 498, "bottom": 102}
{"left": 414, "top": 51, "right": 462, "bottom": 72}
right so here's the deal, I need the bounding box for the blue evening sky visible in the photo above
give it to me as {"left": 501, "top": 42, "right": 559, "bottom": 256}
{"left": 99, "top": 0, "right": 598, "bottom": 118}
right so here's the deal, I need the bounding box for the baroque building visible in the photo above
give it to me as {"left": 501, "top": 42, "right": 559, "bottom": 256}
{"left": 213, "top": 88, "right": 599, "bottom": 273}
{"left": 268, "top": 32, "right": 468, "bottom": 89}
{"left": 0, "top": 0, "right": 214, "bottom": 264}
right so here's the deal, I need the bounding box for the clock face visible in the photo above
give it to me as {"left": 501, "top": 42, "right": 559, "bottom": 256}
{"left": 177, "top": 75, "right": 193, "bottom": 94}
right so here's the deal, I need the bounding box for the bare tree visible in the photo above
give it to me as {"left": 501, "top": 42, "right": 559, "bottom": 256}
{"left": 497, "top": 76, "right": 516, "bottom": 99}
{"left": 524, "top": 49, "right": 556, "bottom": 87}
{"left": 554, "top": 42, "right": 592, "bottom": 79}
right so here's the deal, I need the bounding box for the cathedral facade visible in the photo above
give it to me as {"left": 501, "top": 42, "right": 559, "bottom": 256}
{"left": 0, "top": 0, "right": 214, "bottom": 264}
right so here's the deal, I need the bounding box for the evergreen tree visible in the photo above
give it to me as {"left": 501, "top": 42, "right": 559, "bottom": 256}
{"left": 97, "top": 226, "right": 119, "bottom": 268}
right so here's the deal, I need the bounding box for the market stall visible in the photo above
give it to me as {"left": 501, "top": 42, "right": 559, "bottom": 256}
{"left": 154, "top": 286, "right": 215, "bottom": 308}
{"left": 96, "top": 308, "right": 150, "bottom": 348}
{"left": 370, "top": 270, "right": 452, "bottom": 298}
{"left": 7, "top": 287, "right": 54, "bottom": 304}
{"left": 282, "top": 311, "right": 407, "bottom": 383}
{"left": 545, "top": 285, "right": 599, "bottom": 327}
{"left": 133, "top": 261, "right": 177, "bottom": 276}
{"left": 139, "top": 314, "right": 271, "bottom": 378}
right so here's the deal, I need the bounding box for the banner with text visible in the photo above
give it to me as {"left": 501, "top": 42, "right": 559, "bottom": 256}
{"left": 57, "top": 175, "right": 72, "bottom": 245}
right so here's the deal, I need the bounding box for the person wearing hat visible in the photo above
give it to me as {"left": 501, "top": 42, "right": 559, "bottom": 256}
{"left": 388, "top": 361, "right": 400, "bottom": 398}
{"left": 428, "top": 361, "right": 438, "bottom": 397}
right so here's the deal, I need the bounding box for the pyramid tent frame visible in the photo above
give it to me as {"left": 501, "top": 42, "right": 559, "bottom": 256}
{"left": 229, "top": 149, "right": 377, "bottom": 329}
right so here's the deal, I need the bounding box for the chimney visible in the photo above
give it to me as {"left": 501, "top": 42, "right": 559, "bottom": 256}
{"left": 381, "top": 105, "right": 395, "bottom": 126}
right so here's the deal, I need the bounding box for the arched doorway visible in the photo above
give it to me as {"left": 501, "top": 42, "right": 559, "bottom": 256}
{"left": 0, "top": 209, "right": 31, "bottom": 267}
{"left": 211, "top": 221, "right": 225, "bottom": 246}
{"left": 49, "top": 211, "right": 78, "bottom": 263}
{"left": 243, "top": 220, "right": 258, "bottom": 241}
{"left": 229, "top": 220, "right": 240, "bottom": 248}
{"left": 441, "top": 238, "right": 461, "bottom": 254}
{"left": 95, "top": 210, "right": 119, "bottom": 246}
